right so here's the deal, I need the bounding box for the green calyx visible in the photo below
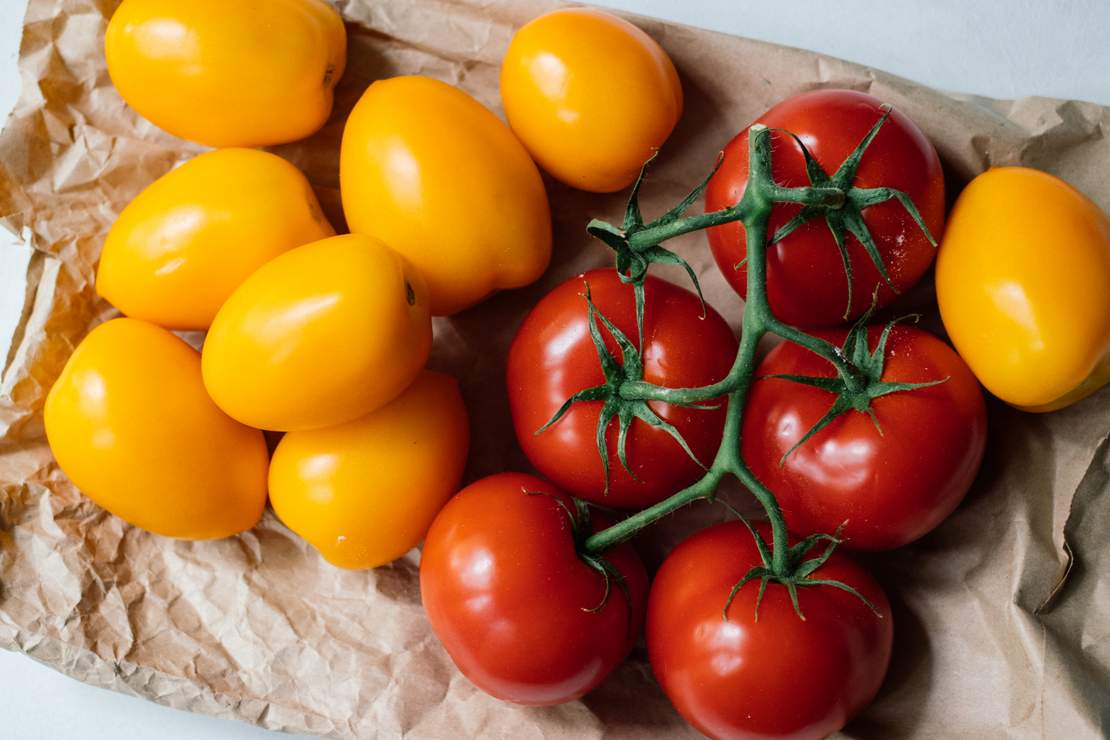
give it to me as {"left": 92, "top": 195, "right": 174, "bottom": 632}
{"left": 721, "top": 508, "right": 881, "bottom": 623}
{"left": 524, "top": 489, "right": 630, "bottom": 614}
{"left": 767, "top": 106, "right": 938, "bottom": 320}
{"left": 586, "top": 152, "right": 718, "bottom": 346}
{"left": 561, "top": 105, "right": 941, "bottom": 625}
{"left": 766, "top": 306, "right": 950, "bottom": 465}
{"left": 536, "top": 284, "right": 711, "bottom": 495}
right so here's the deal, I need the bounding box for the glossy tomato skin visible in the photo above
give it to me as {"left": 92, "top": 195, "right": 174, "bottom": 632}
{"left": 420, "top": 473, "right": 647, "bottom": 705}
{"left": 744, "top": 325, "right": 987, "bottom": 551}
{"left": 269, "top": 371, "right": 470, "bottom": 570}
{"left": 937, "top": 167, "right": 1110, "bottom": 411}
{"left": 500, "top": 7, "right": 683, "bottom": 193}
{"left": 97, "top": 149, "right": 334, "bottom": 330}
{"left": 507, "top": 270, "right": 737, "bottom": 509}
{"left": 44, "top": 318, "right": 268, "bottom": 539}
{"left": 340, "top": 76, "right": 552, "bottom": 315}
{"left": 202, "top": 234, "right": 432, "bottom": 432}
{"left": 106, "top": 0, "right": 346, "bottom": 147}
{"left": 648, "top": 522, "right": 892, "bottom": 740}
{"left": 706, "top": 90, "right": 945, "bottom": 327}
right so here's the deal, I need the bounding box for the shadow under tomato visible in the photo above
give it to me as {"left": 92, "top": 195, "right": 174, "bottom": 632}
{"left": 843, "top": 586, "right": 933, "bottom": 739}
{"left": 528, "top": 650, "right": 699, "bottom": 738}
{"left": 267, "top": 23, "right": 399, "bottom": 232}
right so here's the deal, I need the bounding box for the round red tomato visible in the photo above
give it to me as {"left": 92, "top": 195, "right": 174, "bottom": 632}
{"left": 705, "top": 89, "right": 945, "bottom": 327}
{"left": 508, "top": 269, "right": 738, "bottom": 509}
{"left": 648, "top": 521, "right": 892, "bottom": 740}
{"left": 420, "top": 472, "right": 647, "bottom": 706}
{"left": 743, "top": 324, "right": 987, "bottom": 551}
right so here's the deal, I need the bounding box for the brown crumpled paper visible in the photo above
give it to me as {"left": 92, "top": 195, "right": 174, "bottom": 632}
{"left": 2, "top": 0, "right": 1109, "bottom": 737}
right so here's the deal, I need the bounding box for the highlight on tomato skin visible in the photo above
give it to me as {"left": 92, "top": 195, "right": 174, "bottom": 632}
{"left": 500, "top": 7, "right": 683, "bottom": 193}
{"left": 419, "top": 472, "right": 648, "bottom": 706}
{"left": 647, "top": 521, "right": 893, "bottom": 740}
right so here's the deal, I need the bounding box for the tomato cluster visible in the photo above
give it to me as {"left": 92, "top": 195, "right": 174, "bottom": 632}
{"left": 41, "top": 3, "right": 1110, "bottom": 739}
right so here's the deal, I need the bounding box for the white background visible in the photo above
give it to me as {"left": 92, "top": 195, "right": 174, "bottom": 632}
{"left": 2, "top": 0, "right": 1109, "bottom": 738}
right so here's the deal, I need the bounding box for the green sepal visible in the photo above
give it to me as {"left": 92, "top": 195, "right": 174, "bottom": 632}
{"left": 723, "top": 565, "right": 771, "bottom": 622}
{"left": 581, "top": 551, "right": 633, "bottom": 615}
{"left": 535, "top": 385, "right": 609, "bottom": 435}
{"left": 585, "top": 151, "right": 712, "bottom": 344}
{"left": 798, "top": 578, "right": 882, "bottom": 617}
{"left": 586, "top": 219, "right": 628, "bottom": 254}
{"left": 791, "top": 525, "right": 845, "bottom": 578}
{"left": 641, "top": 245, "right": 706, "bottom": 318}
{"left": 653, "top": 151, "right": 725, "bottom": 228}
{"left": 622, "top": 150, "right": 657, "bottom": 231}
{"left": 534, "top": 282, "right": 709, "bottom": 497}
{"left": 766, "top": 308, "right": 951, "bottom": 465}
{"left": 632, "top": 402, "right": 708, "bottom": 472}
{"left": 768, "top": 105, "right": 938, "bottom": 319}
{"left": 777, "top": 395, "right": 854, "bottom": 465}
{"left": 718, "top": 510, "right": 881, "bottom": 623}
{"left": 526, "top": 489, "right": 635, "bottom": 619}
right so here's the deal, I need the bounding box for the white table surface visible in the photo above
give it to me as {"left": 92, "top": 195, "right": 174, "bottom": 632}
{"left": 2, "top": 1, "right": 1108, "bottom": 738}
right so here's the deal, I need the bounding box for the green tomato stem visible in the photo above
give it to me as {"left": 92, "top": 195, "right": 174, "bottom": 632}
{"left": 577, "top": 109, "right": 936, "bottom": 613}
{"left": 585, "top": 126, "right": 796, "bottom": 574}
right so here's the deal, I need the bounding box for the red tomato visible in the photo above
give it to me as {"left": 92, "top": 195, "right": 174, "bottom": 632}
{"left": 705, "top": 89, "right": 945, "bottom": 327}
{"left": 743, "top": 324, "right": 987, "bottom": 550}
{"left": 420, "top": 473, "right": 647, "bottom": 706}
{"left": 507, "top": 270, "right": 738, "bottom": 509}
{"left": 648, "top": 521, "right": 892, "bottom": 740}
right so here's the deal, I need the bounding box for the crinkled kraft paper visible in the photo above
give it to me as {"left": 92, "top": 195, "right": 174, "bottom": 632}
{"left": 1, "top": 0, "right": 1108, "bottom": 737}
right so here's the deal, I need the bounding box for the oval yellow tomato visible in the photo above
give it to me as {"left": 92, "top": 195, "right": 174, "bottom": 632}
{"left": 269, "top": 370, "right": 470, "bottom": 569}
{"left": 44, "top": 318, "right": 268, "bottom": 539}
{"left": 340, "top": 76, "right": 551, "bottom": 316}
{"left": 97, "top": 149, "right": 334, "bottom": 330}
{"left": 202, "top": 233, "right": 432, "bottom": 431}
{"left": 105, "top": 0, "right": 346, "bottom": 147}
{"left": 500, "top": 8, "right": 683, "bottom": 193}
{"left": 937, "top": 167, "right": 1110, "bottom": 411}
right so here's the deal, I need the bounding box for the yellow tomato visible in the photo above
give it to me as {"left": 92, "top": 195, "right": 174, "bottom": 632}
{"left": 202, "top": 234, "right": 432, "bottom": 431}
{"left": 500, "top": 8, "right": 683, "bottom": 193}
{"left": 44, "top": 318, "right": 268, "bottom": 539}
{"left": 97, "top": 149, "right": 334, "bottom": 330}
{"left": 269, "top": 370, "right": 470, "bottom": 569}
{"left": 105, "top": 0, "right": 346, "bottom": 147}
{"left": 340, "top": 76, "right": 551, "bottom": 316}
{"left": 937, "top": 167, "right": 1110, "bottom": 411}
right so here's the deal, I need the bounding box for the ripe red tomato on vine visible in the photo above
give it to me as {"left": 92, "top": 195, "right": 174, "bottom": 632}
{"left": 743, "top": 323, "right": 987, "bottom": 551}
{"left": 507, "top": 269, "right": 738, "bottom": 509}
{"left": 706, "top": 89, "right": 946, "bottom": 327}
{"left": 648, "top": 521, "right": 893, "bottom": 740}
{"left": 419, "top": 473, "right": 647, "bottom": 706}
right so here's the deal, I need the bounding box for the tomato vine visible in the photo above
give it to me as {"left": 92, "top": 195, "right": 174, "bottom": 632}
{"left": 546, "top": 116, "right": 939, "bottom": 616}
